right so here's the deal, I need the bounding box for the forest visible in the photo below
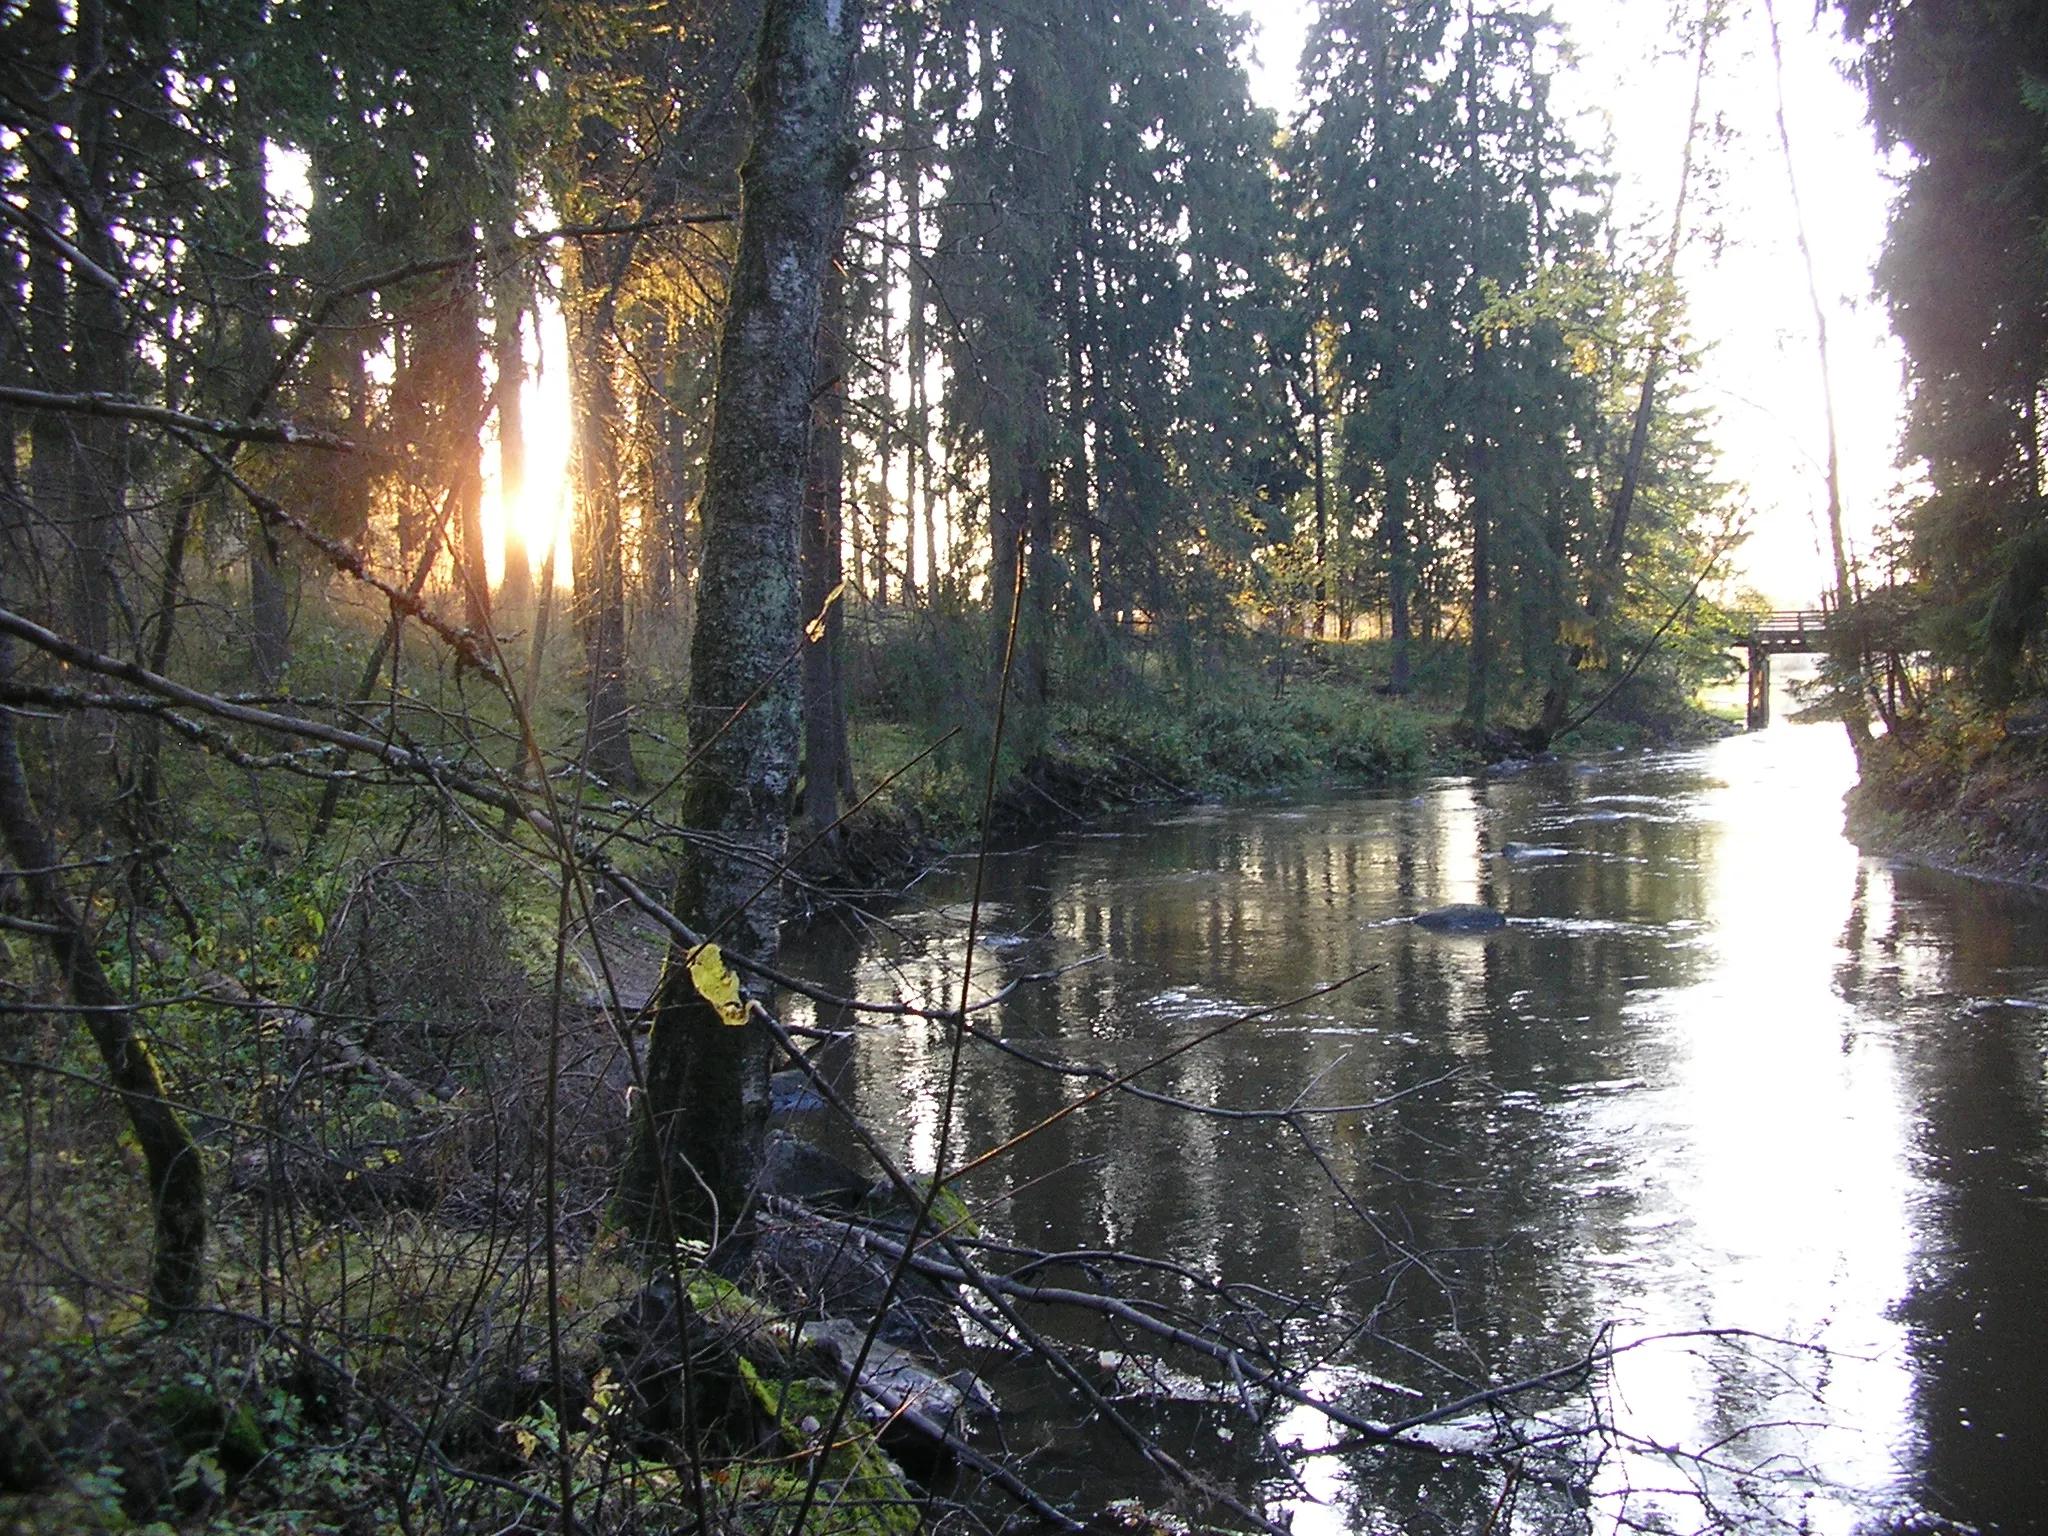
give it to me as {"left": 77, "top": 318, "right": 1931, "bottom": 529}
{"left": 4, "top": 0, "right": 2043, "bottom": 1530}
{"left": 1833, "top": 0, "right": 2048, "bottom": 880}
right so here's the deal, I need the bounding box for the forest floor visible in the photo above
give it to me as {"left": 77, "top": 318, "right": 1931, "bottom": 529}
{"left": 1845, "top": 715, "right": 2048, "bottom": 890}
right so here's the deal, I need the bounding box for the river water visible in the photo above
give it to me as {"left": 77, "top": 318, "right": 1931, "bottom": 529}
{"left": 777, "top": 708, "right": 2048, "bottom": 1534}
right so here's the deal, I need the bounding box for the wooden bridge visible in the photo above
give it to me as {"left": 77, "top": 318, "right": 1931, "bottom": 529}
{"left": 1739, "top": 609, "right": 1830, "bottom": 728}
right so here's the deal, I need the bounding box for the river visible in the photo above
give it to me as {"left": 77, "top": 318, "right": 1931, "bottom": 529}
{"left": 775, "top": 704, "right": 2048, "bottom": 1534}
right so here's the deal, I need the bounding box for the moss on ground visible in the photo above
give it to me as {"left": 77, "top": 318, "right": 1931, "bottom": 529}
{"left": 734, "top": 1359, "right": 919, "bottom": 1536}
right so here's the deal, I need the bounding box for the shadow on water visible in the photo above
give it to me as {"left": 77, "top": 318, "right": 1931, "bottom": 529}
{"left": 777, "top": 721, "right": 2048, "bottom": 1534}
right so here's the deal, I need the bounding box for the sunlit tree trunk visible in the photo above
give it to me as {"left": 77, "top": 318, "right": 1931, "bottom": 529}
{"left": 905, "top": 16, "right": 939, "bottom": 610}
{"left": 616, "top": 0, "right": 866, "bottom": 1249}
{"left": 451, "top": 274, "right": 492, "bottom": 635}
{"left": 876, "top": 242, "right": 900, "bottom": 608}
{"left": 1764, "top": 0, "right": 1869, "bottom": 755}
{"left": 493, "top": 261, "right": 533, "bottom": 618}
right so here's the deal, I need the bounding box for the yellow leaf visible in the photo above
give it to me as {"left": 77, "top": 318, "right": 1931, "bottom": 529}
{"left": 687, "top": 942, "right": 749, "bottom": 1027}
{"left": 804, "top": 581, "right": 846, "bottom": 644}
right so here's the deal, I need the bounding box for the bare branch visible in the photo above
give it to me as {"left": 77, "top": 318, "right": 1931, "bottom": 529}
{"left": 0, "top": 385, "right": 355, "bottom": 450}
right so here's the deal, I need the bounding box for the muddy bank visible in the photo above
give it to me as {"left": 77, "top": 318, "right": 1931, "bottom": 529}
{"left": 1844, "top": 731, "right": 2048, "bottom": 889}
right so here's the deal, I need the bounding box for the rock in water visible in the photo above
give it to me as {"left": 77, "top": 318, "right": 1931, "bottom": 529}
{"left": 763, "top": 1131, "right": 868, "bottom": 1209}
{"left": 1412, "top": 904, "right": 1508, "bottom": 932}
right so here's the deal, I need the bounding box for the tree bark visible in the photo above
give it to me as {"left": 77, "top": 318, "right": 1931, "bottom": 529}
{"left": 1310, "top": 337, "right": 1330, "bottom": 643}
{"left": 0, "top": 638, "right": 204, "bottom": 1314}
{"left": 24, "top": 129, "right": 73, "bottom": 628}
{"left": 565, "top": 244, "right": 638, "bottom": 788}
{"left": 989, "top": 442, "right": 1026, "bottom": 685}
{"left": 1764, "top": 0, "right": 1869, "bottom": 753}
{"left": 493, "top": 241, "right": 534, "bottom": 620}
{"left": 1022, "top": 415, "right": 1055, "bottom": 709}
{"left": 223, "top": 128, "right": 292, "bottom": 686}
{"left": 616, "top": 0, "right": 866, "bottom": 1251}
{"left": 1386, "top": 472, "right": 1413, "bottom": 696}
{"left": 1465, "top": 338, "right": 1494, "bottom": 733}
{"left": 802, "top": 241, "right": 853, "bottom": 831}
{"left": 66, "top": 0, "right": 127, "bottom": 661}
{"left": 904, "top": 8, "right": 939, "bottom": 610}
{"left": 443, "top": 275, "right": 492, "bottom": 635}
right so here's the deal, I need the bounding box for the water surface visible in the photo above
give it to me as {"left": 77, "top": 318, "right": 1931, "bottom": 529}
{"left": 779, "top": 718, "right": 2048, "bottom": 1533}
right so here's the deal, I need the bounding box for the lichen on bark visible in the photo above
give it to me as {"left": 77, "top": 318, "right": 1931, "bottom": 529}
{"left": 615, "top": 0, "right": 868, "bottom": 1253}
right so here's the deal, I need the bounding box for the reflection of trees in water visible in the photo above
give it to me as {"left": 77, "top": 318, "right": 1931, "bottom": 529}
{"left": 1834, "top": 866, "right": 2048, "bottom": 1532}
{"left": 774, "top": 760, "right": 1756, "bottom": 1527}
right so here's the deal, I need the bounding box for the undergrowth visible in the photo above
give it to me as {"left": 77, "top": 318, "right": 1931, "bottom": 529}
{"left": 0, "top": 581, "right": 1735, "bottom": 1535}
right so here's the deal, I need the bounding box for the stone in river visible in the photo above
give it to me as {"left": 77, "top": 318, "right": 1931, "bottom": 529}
{"left": 1412, "top": 904, "right": 1508, "bottom": 931}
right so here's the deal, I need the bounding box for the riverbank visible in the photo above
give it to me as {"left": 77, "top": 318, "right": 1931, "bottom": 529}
{"left": 816, "top": 652, "right": 1739, "bottom": 891}
{"left": 1844, "top": 722, "right": 2048, "bottom": 890}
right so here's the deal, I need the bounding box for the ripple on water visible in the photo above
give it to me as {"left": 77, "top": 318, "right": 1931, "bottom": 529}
{"left": 777, "top": 722, "right": 2048, "bottom": 1534}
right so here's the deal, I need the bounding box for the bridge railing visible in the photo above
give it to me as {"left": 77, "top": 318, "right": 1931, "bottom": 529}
{"left": 1748, "top": 609, "right": 1830, "bottom": 642}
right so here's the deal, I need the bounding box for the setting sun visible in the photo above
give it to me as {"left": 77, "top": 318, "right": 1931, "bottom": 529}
{"left": 481, "top": 298, "right": 575, "bottom": 589}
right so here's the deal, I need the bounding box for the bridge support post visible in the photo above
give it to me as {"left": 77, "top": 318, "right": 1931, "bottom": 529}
{"left": 1746, "top": 646, "right": 1771, "bottom": 730}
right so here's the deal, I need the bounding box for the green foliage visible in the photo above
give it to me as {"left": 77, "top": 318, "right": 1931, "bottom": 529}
{"left": 1839, "top": 0, "right": 2048, "bottom": 703}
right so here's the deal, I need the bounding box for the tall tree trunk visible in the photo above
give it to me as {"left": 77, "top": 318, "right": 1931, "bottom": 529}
{"left": 616, "top": 0, "right": 866, "bottom": 1250}
{"left": 235, "top": 126, "right": 291, "bottom": 688}
{"left": 1465, "top": 444, "right": 1493, "bottom": 731}
{"left": 0, "top": 640, "right": 204, "bottom": 1314}
{"left": 904, "top": 9, "right": 939, "bottom": 609}
{"left": 1309, "top": 326, "right": 1330, "bottom": 642}
{"left": 668, "top": 404, "right": 698, "bottom": 645}
{"left": 1022, "top": 413, "right": 1055, "bottom": 712}
{"left": 493, "top": 265, "right": 533, "bottom": 618}
{"left": 1386, "top": 472, "right": 1413, "bottom": 695}
{"left": 802, "top": 243, "right": 852, "bottom": 831}
{"left": 0, "top": 200, "right": 24, "bottom": 559}
{"left": 1063, "top": 245, "right": 1104, "bottom": 658}
{"left": 66, "top": 0, "right": 126, "bottom": 661}
{"left": 1463, "top": 286, "right": 1494, "bottom": 728}
{"left": 565, "top": 246, "right": 637, "bottom": 788}
{"left": 989, "top": 441, "right": 1026, "bottom": 688}
{"left": 24, "top": 133, "right": 72, "bottom": 629}
{"left": 877, "top": 246, "right": 900, "bottom": 608}
{"left": 1460, "top": 19, "right": 1492, "bottom": 734}
{"left": 450, "top": 276, "right": 492, "bottom": 635}
{"left": 1764, "top": 0, "right": 1869, "bottom": 753}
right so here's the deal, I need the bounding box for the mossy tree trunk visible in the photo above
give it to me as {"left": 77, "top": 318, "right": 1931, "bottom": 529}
{"left": 616, "top": 0, "right": 867, "bottom": 1251}
{"left": 802, "top": 239, "right": 853, "bottom": 833}
{"left": 0, "top": 640, "right": 204, "bottom": 1314}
